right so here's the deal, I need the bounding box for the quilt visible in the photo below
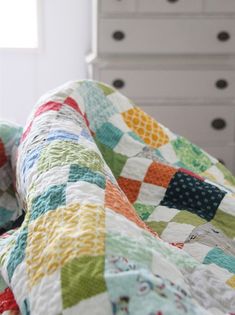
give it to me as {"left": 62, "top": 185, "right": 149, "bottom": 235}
{"left": 0, "top": 80, "right": 234, "bottom": 315}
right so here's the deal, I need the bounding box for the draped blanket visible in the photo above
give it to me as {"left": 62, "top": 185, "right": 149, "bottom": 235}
{"left": 0, "top": 80, "right": 235, "bottom": 315}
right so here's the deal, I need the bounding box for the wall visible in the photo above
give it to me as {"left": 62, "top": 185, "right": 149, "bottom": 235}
{"left": 0, "top": 0, "right": 91, "bottom": 125}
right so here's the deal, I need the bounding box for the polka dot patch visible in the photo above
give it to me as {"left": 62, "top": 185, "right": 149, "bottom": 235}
{"left": 160, "top": 171, "right": 226, "bottom": 221}
{"left": 122, "top": 107, "right": 169, "bottom": 149}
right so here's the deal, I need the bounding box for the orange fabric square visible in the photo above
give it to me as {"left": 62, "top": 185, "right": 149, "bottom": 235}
{"left": 117, "top": 177, "right": 141, "bottom": 204}
{"left": 105, "top": 180, "right": 157, "bottom": 237}
{"left": 144, "top": 162, "right": 177, "bottom": 188}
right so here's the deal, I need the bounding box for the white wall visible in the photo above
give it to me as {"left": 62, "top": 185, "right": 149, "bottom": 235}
{"left": 0, "top": 0, "right": 91, "bottom": 125}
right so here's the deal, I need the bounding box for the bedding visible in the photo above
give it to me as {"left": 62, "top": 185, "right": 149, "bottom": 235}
{"left": 0, "top": 80, "right": 234, "bottom": 315}
{"left": 0, "top": 122, "right": 23, "bottom": 232}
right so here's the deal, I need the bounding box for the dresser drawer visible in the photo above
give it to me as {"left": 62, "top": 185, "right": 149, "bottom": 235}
{"left": 100, "top": 69, "right": 235, "bottom": 100}
{"left": 100, "top": 0, "right": 136, "bottom": 14}
{"left": 137, "top": 0, "right": 203, "bottom": 13}
{"left": 98, "top": 18, "right": 235, "bottom": 54}
{"left": 202, "top": 145, "right": 235, "bottom": 172}
{"left": 204, "top": 0, "right": 235, "bottom": 13}
{"left": 139, "top": 105, "right": 234, "bottom": 143}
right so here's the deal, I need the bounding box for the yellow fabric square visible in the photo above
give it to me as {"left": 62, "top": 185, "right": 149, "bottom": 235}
{"left": 226, "top": 275, "right": 235, "bottom": 288}
{"left": 26, "top": 203, "right": 105, "bottom": 287}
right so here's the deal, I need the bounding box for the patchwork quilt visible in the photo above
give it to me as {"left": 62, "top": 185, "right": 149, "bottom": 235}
{"left": 0, "top": 80, "right": 234, "bottom": 315}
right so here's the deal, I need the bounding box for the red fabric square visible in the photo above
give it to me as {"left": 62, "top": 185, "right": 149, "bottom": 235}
{"left": 179, "top": 168, "right": 205, "bottom": 181}
{"left": 64, "top": 97, "right": 80, "bottom": 112}
{"left": 0, "top": 140, "right": 7, "bottom": 167}
{"left": 34, "top": 101, "right": 62, "bottom": 117}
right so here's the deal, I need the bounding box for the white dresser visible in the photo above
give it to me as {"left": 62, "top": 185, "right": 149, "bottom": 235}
{"left": 87, "top": 0, "right": 235, "bottom": 172}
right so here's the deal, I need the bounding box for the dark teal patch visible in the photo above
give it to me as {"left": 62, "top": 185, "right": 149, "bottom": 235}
{"left": 7, "top": 227, "right": 28, "bottom": 281}
{"left": 68, "top": 164, "right": 106, "bottom": 189}
{"left": 203, "top": 247, "right": 235, "bottom": 274}
{"left": 30, "top": 184, "right": 66, "bottom": 221}
{"left": 95, "top": 122, "right": 123, "bottom": 149}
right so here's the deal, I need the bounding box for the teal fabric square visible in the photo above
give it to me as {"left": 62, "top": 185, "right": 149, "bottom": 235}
{"left": 203, "top": 247, "right": 235, "bottom": 274}
{"left": 96, "top": 123, "right": 123, "bottom": 149}
{"left": 7, "top": 227, "right": 28, "bottom": 281}
{"left": 30, "top": 184, "right": 66, "bottom": 221}
{"left": 68, "top": 165, "right": 106, "bottom": 189}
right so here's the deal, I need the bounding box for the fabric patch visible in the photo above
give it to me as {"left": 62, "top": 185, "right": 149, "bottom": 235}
{"left": 68, "top": 164, "right": 106, "bottom": 189}
{"left": 117, "top": 177, "right": 141, "bottom": 204}
{"left": 203, "top": 247, "right": 235, "bottom": 274}
{"left": 211, "top": 209, "right": 235, "bottom": 239}
{"left": 78, "top": 81, "right": 117, "bottom": 132}
{"left": 95, "top": 123, "right": 123, "bottom": 149}
{"left": 105, "top": 180, "right": 153, "bottom": 235}
{"left": 95, "top": 140, "right": 127, "bottom": 179}
{"left": 7, "top": 227, "right": 28, "bottom": 281}
{"left": 172, "top": 211, "right": 206, "bottom": 227}
{"left": 120, "top": 157, "right": 152, "bottom": 181}
{"left": 133, "top": 203, "right": 155, "bottom": 221}
{"left": 0, "top": 140, "right": 7, "bottom": 167}
{"left": 160, "top": 171, "right": 226, "bottom": 221}
{"left": 146, "top": 221, "right": 168, "bottom": 235}
{"left": 26, "top": 203, "right": 105, "bottom": 287}
{"left": 38, "top": 141, "right": 104, "bottom": 174}
{"left": 122, "top": 107, "right": 169, "bottom": 148}
{"left": 34, "top": 101, "right": 62, "bottom": 117}
{"left": 97, "top": 83, "right": 115, "bottom": 96}
{"left": 172, "top": 137, "right": 212, "bottom": 173}
{"left": 46, "top": 130, "right": 80, "bottom": 143}
{"left": 61, "top": 255, "right": 106, "bottom": 309}
{"left": 30, "top": 184, "right": 66, "bottom": 221}
{"left": 227, "top": 275, "right": 235, "bottom": 289}
{"left": 144, "top": 161, "right": 177, "bottom": 188}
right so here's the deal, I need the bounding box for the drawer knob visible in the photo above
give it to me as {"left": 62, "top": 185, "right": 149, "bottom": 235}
{"left": 167, "top": 0, "right": 179, "bottom": 2}
{"left": 215, "top": 79, "right": 228, "bottom": 89}
{"left": 217, "top": 31, "right": 230, "bottom": 42}
{"left": 211, "top": 118, "right": 226, "bottom": 130}
{"left": 113, "top": 79, "right": 125, "bottom": 89}
{"left": 112, "top": 31, "right": 125, "bottom": 41}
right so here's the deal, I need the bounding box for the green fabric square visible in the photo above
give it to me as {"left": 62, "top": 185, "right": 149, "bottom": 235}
{"left": 95, "top": 123, "right": 123, "bottom": 149}
{"left": 146, "top": 221, "right": 168, "bottom": 236}
{"left": 133, "top": 203, "right": 155, "bottom": 221}
{"left": 203, "top": 247, "right": 235, "bottom": 274}
{"left": 38, "top": 141, "right": 104, "bottom": 174}
{"left": 172, "top": 210, "right": 206, "bottom": 226}
{"left": 61, "top": 255, "right": 106, "bottom": 309}
{"left": 30, "top": 184, "right": 66, "bottom": 221}
{"left": 95, "top": 139, "right": 127, "bottom": 179}
{"left": 216, "top": 163, "right": 235, "bottom": 186}
{"left": 68, "top": 164, "right": 106, "bottom": 189}
{"left": 211, "top": 209, "right": 235, "bottom": 239}
{"left": 97, "top": 83, "right": 115, "bottom": 96}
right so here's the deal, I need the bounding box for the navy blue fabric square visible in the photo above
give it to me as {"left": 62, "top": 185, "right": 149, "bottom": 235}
{"left": 160, "top": 171, "right": 226, "bottom": 221}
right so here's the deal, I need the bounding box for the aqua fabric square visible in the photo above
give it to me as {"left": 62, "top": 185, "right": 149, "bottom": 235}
{"left": 203, "top": 247, "right": 235, "bottom": 274}
{"left": 68, "top": 165, "right": 106, "bottom": 189}
{"left": 95, "top": 123, "right": 123, "bottom": 149}
{"left": 160, "top": 171, "right": 226, "bottom": 221}
{"left": 7, "top": 227, "right": 28, "bottom": 281}
{"left": 30, "top": 184, "right": 66, "bottom": 221}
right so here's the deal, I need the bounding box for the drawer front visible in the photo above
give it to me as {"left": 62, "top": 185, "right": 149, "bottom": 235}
{"left": 137, "top": 0, "right": 203, "bottom": 13}
{"left": 100, "top": 69, "right": 235, "bottom": 100}
{"left": 204, "top": 0, "right": 235, "bottom": 13}
{"left": 100, "top": 0, "right": 136, "bottom": 14}
{"left": 202, "top": 145, "right": 235, "bottom": 172}
{"left": 98, "top": 19, "right": 235, "bottom": 54}
{"left": 138, "top": 105, "right": 234, "bottom": 143}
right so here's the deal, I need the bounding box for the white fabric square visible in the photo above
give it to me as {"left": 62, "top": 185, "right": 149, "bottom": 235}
{"left": 107, "top": 91, "right": 133, "bottom": 113}
{"left": 161, "top": 222, "right": 195, "bottom": 243}
{"left": 66, "top": 181, "right": 104, "bottom": 205}
{"left": 108, "top": 113, "right": 130, "bottom": 132}
{"left": 63, "top": 292, "right": 112, "bottom": 315}
{"left": 29, "top": 270, "right": 62, "bottom": 315}
{"left": 183, "top": 242, "right": 212, "bottom": 263}
{"left": 121, "top": 157, "right": 152, "bottom": 181}
{"left": 158, "top": 143, "right": 179, "bottom": 164}
{"left": 148, "top": 205, "right": 179, "bottom": 222}
{"left": 137, "top": 183, "right": 166, "bottom": 205}
{"left": 11, "top": 261, "right": 28, "bottom": 311}
{"left": 114, "top": 134, "right": 145, "bottom": 157}
{"left": 218, "top": 194, "right": 235, "bottom": 216}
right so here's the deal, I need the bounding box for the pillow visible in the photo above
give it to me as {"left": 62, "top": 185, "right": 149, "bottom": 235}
{"left": 0, "top": 121, "right": 23, "bottom": 232}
